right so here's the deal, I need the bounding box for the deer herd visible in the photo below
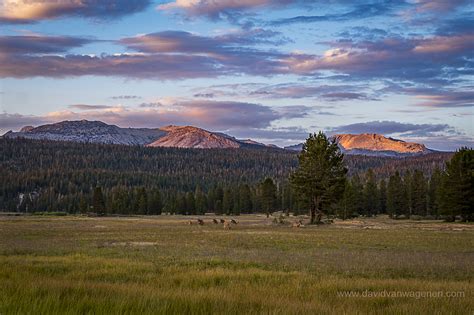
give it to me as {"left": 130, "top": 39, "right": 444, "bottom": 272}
{"left": 186, "top": 217, "right": 305, "bottom": 229}
{"left": 187, "top": 218, "right": 238, "bottom": 229}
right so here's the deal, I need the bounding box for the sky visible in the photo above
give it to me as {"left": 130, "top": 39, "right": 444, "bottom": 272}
{"left": 0, "top": 0, "right": 473, "bottom": 150}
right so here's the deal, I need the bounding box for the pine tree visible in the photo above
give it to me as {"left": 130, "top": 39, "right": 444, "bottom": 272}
{"left": 387, "top": 172, "right": 403, "bottom": 217}
{"left": 378, "top": 179, "right": 387, "bottom": 214}
{"left": 239, "top": 184, "right": 252, "bottom": 213}
{"left": 194, "top": 186, "right": 206, "bottom": 215}
{"left": 92, "top": 186, "right": 105, "bottom": 213}
{"left": 337, "top": 180, "right": 352, "bottom": 220}
{"left": 411, "top": 170, "right": 427, "bottom": 216}
{"left": 364, "top": 169, "right": 378, "bottom": 216}
{"left": 350, "top": 174, "right": 364, "bottom": 216}
{"left": 403, "top": 171, "right": 412, "bottom": 216}
{"left": 137, "top": 187, "right": 148, "bottom": 215}
{"left": 222, "top": 188, "right": 232, "bottom": 215}
{"left": 290, "top": 132, "right": 347, "bottom": 224}
{"left": 427, "top": 168, "right": 442, "bottom": 217}
{"left": 148, "top": 190, "right": 162, "bottom": 215}
{"left": 260, "top": 178, "right": 277, "bottom": 217}
{"left": 186, "top": 192, "right": 196, "bottom": 215}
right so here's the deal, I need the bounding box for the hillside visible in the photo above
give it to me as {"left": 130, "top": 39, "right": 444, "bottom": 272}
{"left": 285, "top": 133, "right": 433, "bottom": 157}
{"left": 148, "top": 126, "right": 242, "bottom": 149}
{"left": 335, "top": 133, "right": 432, "bottom": 156}
{"left": 3, "top": 120, "right": 165, "bottom": 146}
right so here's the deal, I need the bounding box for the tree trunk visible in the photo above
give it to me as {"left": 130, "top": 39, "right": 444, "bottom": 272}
{"left": 310, "top": 196, "right": 323, "bottom": 224}
{"left": 310, "top": 204, "right": 316, "bottom": 224}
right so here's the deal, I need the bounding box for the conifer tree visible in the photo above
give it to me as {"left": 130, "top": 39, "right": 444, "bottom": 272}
{"left": 92, "top": 186, "right": 105, "bottom": 213}
{"left": 427, "top": 168, "right": 442, "bottom": 217}
{"left": 364, "top": 169, "right": 378, "bottom": 216}
{"left": 379, "top": 179, "right": 387, "bottom": 214}
{"left": 350, "top": 174, "right": 365, "bottom": 216}
{"left": 261, "top": 178, "right": 277, "bottom": 217}
{"left": 239, "top": 184, "right": 252, "bottom": 213}
{"left": 222, "top": 188, "right": 232, "bottom": 215}
{"left": 411, "top": 170, "right": 427, "bottom": 216}
{"left": 387, "top": 172, "right": 403, "bottom": 217}
{"left": 290, "top": 132, "right": 347, "bottom": 224}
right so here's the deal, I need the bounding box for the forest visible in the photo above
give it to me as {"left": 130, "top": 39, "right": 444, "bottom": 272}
{"left": 1, "top": 138, "right": 469, "bottom": 221}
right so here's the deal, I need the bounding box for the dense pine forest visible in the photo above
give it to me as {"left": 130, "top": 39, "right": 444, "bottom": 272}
{"left": 2, "top": 138, "right": 469, "bottom": 220}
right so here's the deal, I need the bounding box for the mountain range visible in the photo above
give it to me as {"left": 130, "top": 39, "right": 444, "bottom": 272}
{"left": 3, "top": 120, "right": 435, "bottom": 156}
{"left": 3, "top": 120, "right": 271, "bottom": 149}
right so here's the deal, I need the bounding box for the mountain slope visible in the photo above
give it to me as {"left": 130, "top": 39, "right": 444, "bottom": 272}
{"left": 285, "top": 133, "right": 433, "bottom": 157}
{"left": 335, "top": 134, "right": 431, "bottom": 156}
{"left": 3, "top": 120, "right": 165, "bottom": 146}
{"left": 148, "top": 125, "right": 242, "bottom": 149}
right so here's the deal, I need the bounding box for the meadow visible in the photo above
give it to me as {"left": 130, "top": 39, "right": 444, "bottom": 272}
{"left": 0, "top": 214, "right": 472, "bottom": 314}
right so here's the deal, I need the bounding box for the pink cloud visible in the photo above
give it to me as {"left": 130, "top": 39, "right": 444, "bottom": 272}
{"left": 0, "top": 0, "right": 151, "bottom": 23}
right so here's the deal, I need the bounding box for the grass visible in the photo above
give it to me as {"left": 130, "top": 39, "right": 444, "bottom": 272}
{"left": 0, "top": 215, "right": 472, "bottom": 314}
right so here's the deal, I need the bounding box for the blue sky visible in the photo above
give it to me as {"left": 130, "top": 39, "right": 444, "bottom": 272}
{"left": 0, "top": 0, "right": 472, "bottom": 150}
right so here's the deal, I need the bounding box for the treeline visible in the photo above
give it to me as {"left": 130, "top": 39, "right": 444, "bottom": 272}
{"left": 21, "top": 182, "right": 299, "bottom": 216}
{"left": 1, "top": 138, "right": 463, "bottom": 218}
{"left": 339, "top": 148, "right": 473, "bottom": 221}
{"left": 339, "top": 168, "right": 443, "bottom": 219}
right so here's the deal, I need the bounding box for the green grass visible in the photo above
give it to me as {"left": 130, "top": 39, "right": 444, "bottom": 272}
{"left": 0, "top": 215, "right": 472, "bottom": 314}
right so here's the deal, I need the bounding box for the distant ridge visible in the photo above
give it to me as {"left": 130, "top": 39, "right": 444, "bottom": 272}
{"left": 3, "top": 120, "right": 165, "bottom": 146}
{"left": 285, "top": 133, "right": 433, "bottom": 157}
{"left": 2, "top": 120, "right": 269, "bottom": 149}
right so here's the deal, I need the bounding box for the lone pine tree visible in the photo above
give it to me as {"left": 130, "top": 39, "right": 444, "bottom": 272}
{"left": 290, "top": 132, "right": 347, "bottom": 224}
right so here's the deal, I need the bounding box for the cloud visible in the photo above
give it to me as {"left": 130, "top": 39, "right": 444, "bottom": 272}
{"left": 0, "top": 113, "right": 50, "bottom": 131}
{"left": 0, "top": 31, "right": 289, "bottom": 79}
{"left": 0, "top": 53, "right": 230, "bottom": 79}
{"left": 228, "top": 126, "right": 311, "bottom": 144}
{"left": 435, "top": 14, "right": 474, "bottom": 35}
{"left": 0, "top": 34, "right": 95, "bottom": 54}
{"left": 252, "top": 83, "right": 377, "bottom": 101}
{"left": 120, "top": 29, "right": 288, "bottom": 53}
{"left": 1, "top": 100, "right": 309, "bottom": 133}
{"left": 271, "top": 2, "right": 400, "bottom": 26}
{"left": 0, "top": 0, "right": 152, "bottom": 24}
{"left": 110, "top": 95, "right": 141, "bottom": 100}
{"left": 282, "top": 33, "right": 474, "bottom": 84}
{"left": 0, "top": 27, "right": 471, "bottom": 91}
{"left": 158, "top": 0, "right": 294, "bottom": 19}
{"left": 68, "top": 104, "right": 115, "bottom": 110}
{"left": 193, "top": 82, "right": 377, "bottom": 102}
{"left": 412, "top": 0, "right": 471, "bottom": 13}
{"left": 328, "top": 120, "right": 457, "bottom": 137}
{"left": 414, "top": 90, "right": 474, "bottom": 108}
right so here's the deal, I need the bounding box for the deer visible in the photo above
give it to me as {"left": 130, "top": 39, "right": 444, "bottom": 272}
{"left": 292, "top": 220, "right": 305, "bottom": 228}
{"left": 212, "top": 219, "right": 219, "bottom": 224}
{"left": 230, "top": 219, "right": 238, "bottom": 225}
{"left": 223, "top": 221, "right": 231, "bottom": 230}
